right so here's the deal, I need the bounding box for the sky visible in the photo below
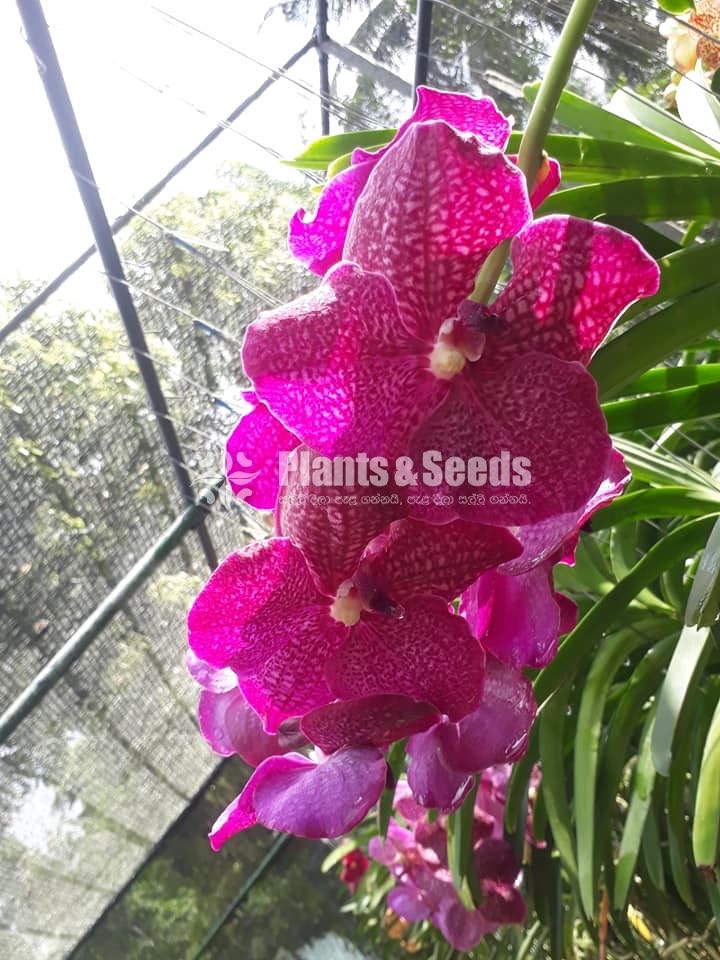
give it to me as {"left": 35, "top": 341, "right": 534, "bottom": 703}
{"left": 1, "top": 0, "right": 379, "bottom": 288}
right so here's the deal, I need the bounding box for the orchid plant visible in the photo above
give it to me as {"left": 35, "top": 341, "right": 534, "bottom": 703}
{"left": 183, "top": 1, "right": 720, "bottom": 954}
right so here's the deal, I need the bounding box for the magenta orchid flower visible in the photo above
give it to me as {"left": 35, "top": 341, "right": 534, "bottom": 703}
{"left": 187, "top": 505, "right": 521, "bottom": 733}
{"left": 244, "top": 111, "right": 658, "bottom": 524}
{"left": 406, "top": 657, "right": 536, "bottom": 813}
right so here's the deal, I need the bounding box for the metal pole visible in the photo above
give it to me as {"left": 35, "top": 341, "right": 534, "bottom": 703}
{"left": 0, "top": 482, "right": 223, "bottom": 745}
{"left": 316, "top": 0, "right": 331, "bottom": 135}
{"left": 0, "top": 37, "right": 315, "bottom": 345}
{"left": 15, "top": 0, "right": 218, "bottom": 569}
{"left": 413, "top": 0, "right": 434, "bottom": 102}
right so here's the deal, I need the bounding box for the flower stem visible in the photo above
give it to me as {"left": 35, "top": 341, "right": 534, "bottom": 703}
{"left": 469, "top": 0, "right": 601, "bottom": 303}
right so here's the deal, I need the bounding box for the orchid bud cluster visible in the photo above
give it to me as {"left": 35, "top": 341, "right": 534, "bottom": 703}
{"left": 185, "top": 88, "right": 659, "bottom": 942}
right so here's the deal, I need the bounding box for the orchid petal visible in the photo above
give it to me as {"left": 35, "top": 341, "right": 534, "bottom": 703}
{"left": 411, "top": 352, "right": 612, "bottom": 525}
{"left": 198, "top": 686, "right": 304, "bottom": 766}
{"left": 225, "top": 391, "right": 298, "bottom": 509}
{"left": 185, "top": 649, "right": 236, "bottom": 692}
{"left": 462, "top": 566, "right": 561, "bottom": 669}
{"left": 394, "top": 86, "right": 511, "bottom": 151}
{"left": 210, "top": 747, "right": 386, "bottom": 846}
{"left": 243, "top": 262, "right": 446, "bottom": 458}
{"left": 288, "top": 159, "right": 375, "bottom": 275}
{"left": 439, "top": 657, "right": 536, "bottom": 774}
{"left": 406, "top": 725, "right": 473, "bottom": 813}
{"left": 489, "top": 215, "right": 660, "bottom": 365}
{"left": 388, "top": 883, "right": 434, "bottom": 923}
{"left": 327, "top": 596, "right": 486, "bottom": 721}
{"left": 345, "top": 121, "right": 532, "bottom": 343}
{"left": 356, "top": 517, "right": 521, "bottom": 604}
{"left": 500, "top": 447, "right": 630, "bottom": 574}
{"left": 301, "top": 694, "right": 439, "bottom": 754}
{"left": 278, "top": 444, "right": 407, "bottom": 594}
{"left": 187, "top": 539, "right": 327, "bottom": 672}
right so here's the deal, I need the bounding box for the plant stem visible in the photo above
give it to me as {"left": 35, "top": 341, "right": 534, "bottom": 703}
{"left": 469, "top": 0, "right": 601, "bottom": 303}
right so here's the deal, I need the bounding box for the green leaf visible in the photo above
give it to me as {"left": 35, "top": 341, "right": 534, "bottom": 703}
{"left": 321, "top": 838, "right": 357, "bottom": 873}
{"left": 574, "top": 626, "right": 657, "bottom": 917}
{"left": 523, "top": 84, "right": 676, "bottom": 150}
{"left": 657, "top": 0, "right": 694, "bottom": 11}
{"left": 613, "top": 437, "right": 720, "bottom": 493}
{"left": 614, "top": 701, "right": 659, "bottom": 911}
{"left": 685, "top": 516, "right": 720, "bottom": 626}
{"left": 286, "top": 128, "right": 395, "bottom": 169}
{"left": 692, "top": 691, "right": 720, "bottom": 871}
{"left": 504, "top": 132, "right": 720, "bottom": 181}
{"left": 608, "top": 88, "right": 720, "bottom": 160}
{"left": 378, "top": 739, "right": 406, "bottom": 838}
{"left": 652, "top": 624, "right": 712, "bottom": 776}
{"left": 539, "top": 684, "right": 578, "bottom": 886}
{"left": 540, "top": 175, "right": 720, "bottom": 220}
{"left": 621, "top": 364, "right": 720, "bottom": 394}
{"left": 620, "top": 240, "right": 720, "bottom": 327}
{"left": 603, "top": 380, "right": 720, "bottom": 433}
{"left": 667, "top": 666, "right": 700, "bottom": 908}
{"left": 591, "top": 281, "right": 720, "bottom": 399}
{"left": 505, "top": 725, "right": 539, "bottom": 834}
{"left": 447, "top": 778, "right": 480, "bottom": 909}
{"left": 534, "top": 518, "right": 716, "bottom": 708}
{"left": 591, "top": 487, "right": 720, "bottom": 531}
{"left": 642, "top": 784, "right": 667, "bottom": 893}
{"left": 596, "top": 638, "right": 675, "bottom": 898}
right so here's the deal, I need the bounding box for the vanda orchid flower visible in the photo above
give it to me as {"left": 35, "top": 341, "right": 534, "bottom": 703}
{"left": 289, "top": 86, "right": 560, "bottom": 276}
{"left": 243, "top": 117, "right": 659, "bottom": 524}
{"left": 188, "top": 502, "right": 521, "bottom": 733}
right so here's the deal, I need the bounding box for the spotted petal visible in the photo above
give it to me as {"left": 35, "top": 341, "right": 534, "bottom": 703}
{"left": 345, "top": 120, "right": 532, "bottom": 343}
{"left": 225, "top": 391, "right": 298, "bottom": 509}
{"left": 209, "top": 747, "right": 387, "bottom": 846}
{"left": 278, "top": 444, "right": 407, "bottom": 594}
{"left": 327, "top": 596, "right": 485, "bottom": 721}
{"left": 411, "top": 352, "right": 612, "bottom": 525}
{"left": 500, "top": 447, "right": 630, "bottom": 574}
{"left": 187, "top": 538, "right": 329, "bottom": 672}
{"left": 243, "top": 262, "right": 446, "bottom": 458}
{"left": 301, "top": 694, "right": 439, "bottom": 754}
{"left": 288, "top": 159, "right": 375, "bottom": 275}
{"left": 488, "top": 215, "right": 660, "bottom": 365}
{"left": 356, "top": 517, "right": 520, "bottom": 604}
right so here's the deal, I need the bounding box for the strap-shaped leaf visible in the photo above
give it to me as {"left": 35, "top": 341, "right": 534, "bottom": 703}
{"left": 591, "top": 282, "right": 720, "bottom": 399}
{"left": 652, "top": 625, "right": 713, "bottom": 776}
{"left": 614, "top": 701, "right": 659, "bottom": 911}
{"left": 603, "top": 381, "right": 720, "bottom": 434}
{"left": 693, "top": 692, "right": 720, "bottom": 874}
{"left": 539, "top": 684, "right": 578, "bottom": 885}
{"left": 575, "top": 625, "right": 669, "bottom": 917}
{"left": 685, "top": 517, "right": 720, "bottom": 627}
{"left": 541, "top": 176, "right": 720, "bottom": 220}
{"left": 608, "top": 88, "right": 720, "bottom": 160}
{"left": 621, "top": 364, "right": 720, "bottom": 395}
{"left": 286, "top": 128, "right": 395, "bottom": 170}
{"left": 614, "top": 438, "right": 720, "bottom": 493}
{"left": 592, "top": 487, "right": 720, "bottom": 531}
{"left": 504, "top": 132, "right": 720, "bottom": 182}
